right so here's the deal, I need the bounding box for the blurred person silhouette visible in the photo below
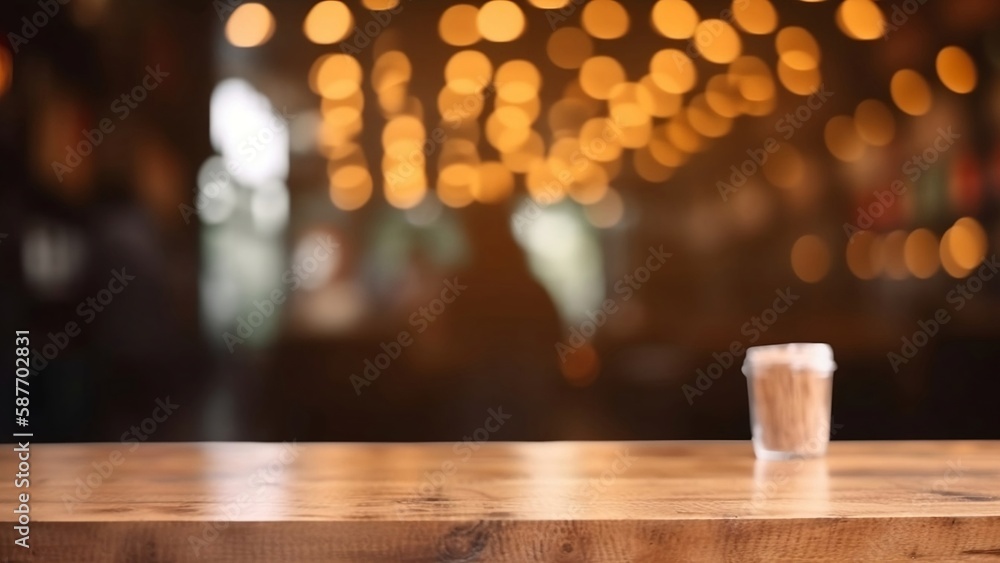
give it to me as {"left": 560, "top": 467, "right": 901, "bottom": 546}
{"left": 269, "top": 204, "right": 568, "bottom": 442}
{"left": 400, "top": 202, "right": 565, "bottom": 440}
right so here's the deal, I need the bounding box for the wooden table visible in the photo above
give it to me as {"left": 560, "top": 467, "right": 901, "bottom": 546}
{"left": 2, "top": 441, "right": 999, "bottom": 562}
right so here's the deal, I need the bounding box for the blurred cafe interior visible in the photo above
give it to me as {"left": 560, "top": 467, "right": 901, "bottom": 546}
{"left": 1, "top": 0, "right": 999, "bottom": 443}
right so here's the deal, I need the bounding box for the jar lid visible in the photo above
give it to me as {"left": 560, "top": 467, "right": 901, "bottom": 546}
{"left": 742, "top": 343, "right": 836, "bottom": 375}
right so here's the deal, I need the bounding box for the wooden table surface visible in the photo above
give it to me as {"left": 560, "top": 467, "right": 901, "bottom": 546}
{"left": 2, "top": 441, "right": 999, "bottom": 562}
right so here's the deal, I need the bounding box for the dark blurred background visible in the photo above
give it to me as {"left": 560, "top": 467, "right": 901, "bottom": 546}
{"left": 1, "top": 0, "right": 999, "bottom": 443}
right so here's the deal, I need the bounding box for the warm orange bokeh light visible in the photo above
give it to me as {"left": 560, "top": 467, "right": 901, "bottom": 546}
{"left": 477, "top": 1, "right": 525, "bottom": 43}
{"left": 225, "top": 3, "right": 275, "bottom": 48}
{"left": 936, "top": 46, "right": 977, "bottom": 94}
{"left": 303, "top": 1, "right": 353, "bottom": 45}
{"left": 890, "top": 69, "right": 932, "bottom": 116}
{"left": 791, "top": 235, "right": 831, "bottom": 283}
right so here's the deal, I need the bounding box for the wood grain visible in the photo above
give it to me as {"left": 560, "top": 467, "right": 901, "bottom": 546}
{"left": 2, "top": 441, "right": 999, "bottom": 562}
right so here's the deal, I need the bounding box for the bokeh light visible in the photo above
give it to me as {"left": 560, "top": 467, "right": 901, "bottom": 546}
{"left": 526, "top": 158, "right": 567, "bottom": 203}
{"left": 936, "top": 46, "right": 977, "bottom": 94}
{"left": 579, "top": 56, "right": 627, "bottom": 100}
{"left": 853, "top": 99, "right": 895, "bottom": 146}
{"left": 940, "top": 229, "right": 970, "bottom": 278}
{"left": 637, "top": 75, "right": 683, "bottom": 117}
{"left": 361, "top": 0, "right": 399, "bottom": 9}
{"left": 568, "top": 160, "right": 610, "bottom": 204}
{"left": 500, "top": 130, "right": 544, "bottom": 173}
{"left": 890, "top": 69, "right": 932, "bottom": 116}
{"left": 947, "top": 217, "right": 988, "bottom": 270}
{"left": 824, "top": 115, "right": 866, "bottom": 162}
{"left": 609, "top": 83, "right": 653, "bottom": 147}
{"left": 729, "top": 56, "right": 775, "bottom": 102}
{"left": 495, "top": 60, "right": 542, "bottom": 104}
{"left": 373, "top": 50, "right": 412, "bottom": 94}
{"left": 836, "top": 0, "right": 885, "bottom": 40}
{"left": 547, "top": 27, "right": 593, "bottom": 70}
{"left": 650, "top": 49, "right": 697, "bottom": 94}
{"left": 477, "top": 1, "right": 525, "bottom": 43}
{"left": 649, "top": 129, "right": 687, "bottom": 167}
{"left": 665, "top": 114, "right": 704, "bottom": 153}
{"left": 585, "top": 187, "right": 625, "bottom": 228}
{"left": 329, "top": 165, "right": 373, "bottom": 211}
{"left": 445, "top": 50, "right": 493, "bottom": 95}
{"left": 472, "top": 161, "right": 515, "bottom": 203}
{"left": 582, "top": 0, "right": 630, "bottom": 40}
{"left": 0, "top": 48, "right": 11, "bottom": 97}
{"left": 694, "top": 20, "right": 742, "bottom": 64}
{"left": 633, "top": 146, "right": 674, "bottom": 182}
{"left": 776, "top": 27, "right": 820, "bottom": 70}
{"left": 705, "top": 74, "right": 741, "bottom": 117}
{"left": 686, "top": 95, "right": 732, "bottom": 138}
{"left": 303, "top": 1, "right": 353, "bottom": 45}
{"left": 904, "top": 228, "right": 940, "bottom": 279}
{"left": 651, "top": 0, "right": 699, "bottom": 40}
{"left": 549, "top": 98, "right": 595, "bottom": 138}
{"left": 312, "top": 54, "right": 363, "bottom": 100}
{"left": 882, "top": 230, "right": 909, "bottom": 280}
{"left": 486, "top": 110, "right": 532, "bottom": 152}
{"left": 777, "top": 60, "right": 821, "bottom": 95}
{"left": 579, "top": 117, "right": 624, "bottom": 162}
{"left": 846, "top": 230, "right": 879, "bottom": 280}
{"left": 225, "top": 3, "right": 275, "bottom": 48}
{"left": 791, "top": 234, "right": 831, "bottom": 283}
{"left": 439, "top": 5, "right": 481, "bottom": 46}
{"left": 733, "top": 0, "right": 778, "bottom": 35}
